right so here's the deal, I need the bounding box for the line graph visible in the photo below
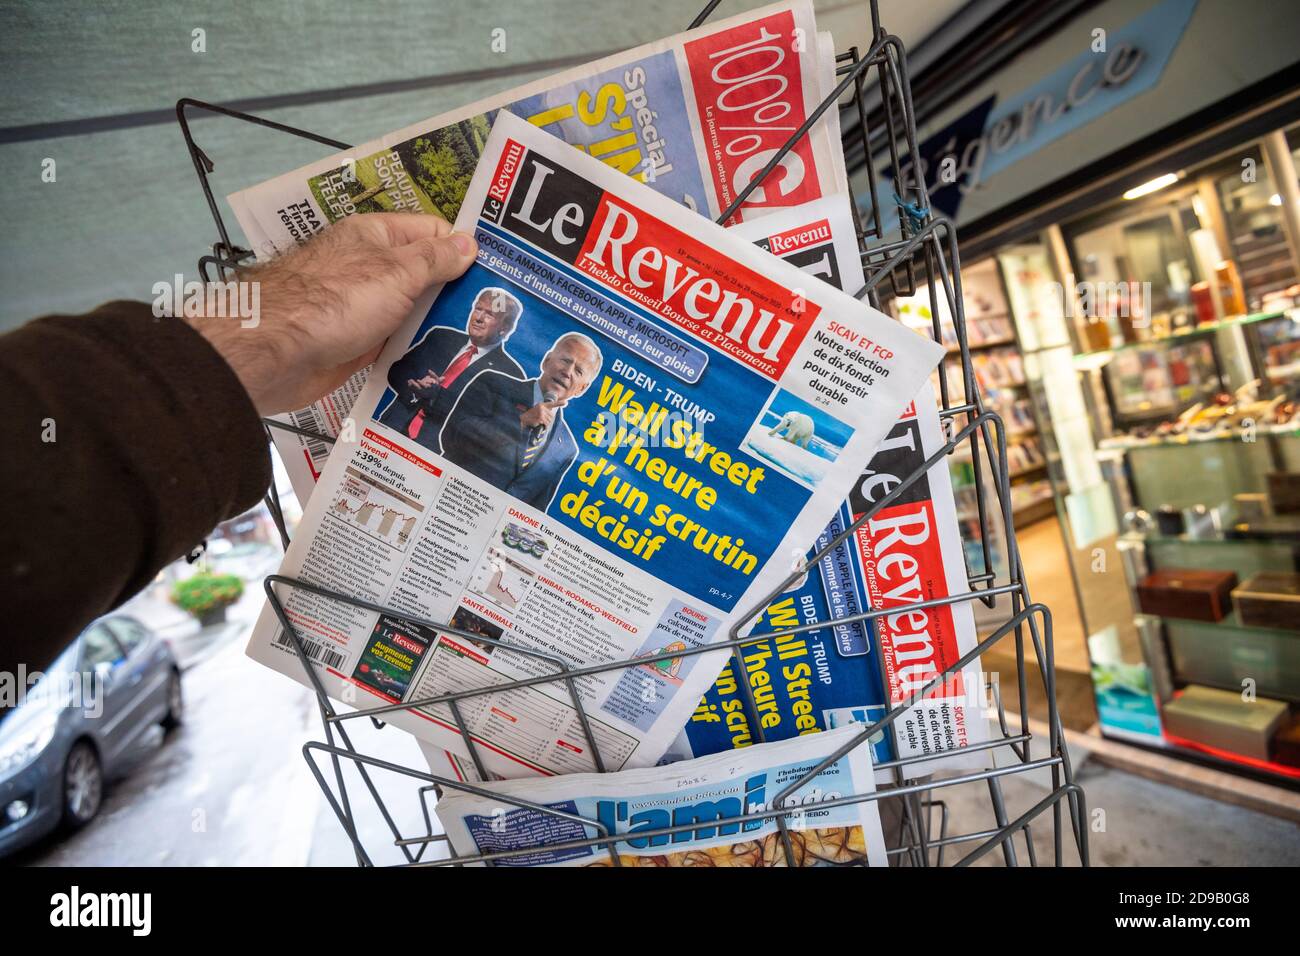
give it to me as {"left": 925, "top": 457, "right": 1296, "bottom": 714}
{"left": 329, "top": 469, "right": 423, "bottom": 547}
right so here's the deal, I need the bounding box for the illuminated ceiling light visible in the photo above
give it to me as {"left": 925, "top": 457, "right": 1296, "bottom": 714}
{"left": 1122, "top": 173, "right": 1179, "bottom": 200}
{"left": 1269, "top": 193, "right": 1283, "bottom": 206}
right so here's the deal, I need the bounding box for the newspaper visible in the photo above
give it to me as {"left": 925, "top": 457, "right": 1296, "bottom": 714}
{"left": 418, "top": 203, "right": 989, "bottom": 784}
{"left": 434, "top": 724, "right": 887, "bottom": 866}
{"left": 227, "top": 1, "right": 848, "bottom": 502}
{"left": 245, "top": 109, "right": 943, "bottom": 779}
{"left": 421, "top": 192, "right": 869, "bottom": 783}
{"left": 643, "top": 199, "right": 989, "bottom": 778}
{"left": 663, "top": 381, "right": 992, "bottom": 779}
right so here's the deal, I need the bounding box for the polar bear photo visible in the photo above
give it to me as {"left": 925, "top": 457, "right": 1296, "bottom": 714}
{"left": 741, "top": 391, "right": 851, "bottom": 489}
{"left": 769, "top": 411, "right": 815, "bottom": 449}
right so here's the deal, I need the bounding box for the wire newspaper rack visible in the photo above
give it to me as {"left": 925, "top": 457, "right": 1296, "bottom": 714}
{"left": 177, "top": 0, "right": 1088, "bottom": 867}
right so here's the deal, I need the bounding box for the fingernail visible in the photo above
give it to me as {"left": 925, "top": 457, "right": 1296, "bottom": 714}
{"left": 450, "top": 232, "right": 476, "bottom": 256}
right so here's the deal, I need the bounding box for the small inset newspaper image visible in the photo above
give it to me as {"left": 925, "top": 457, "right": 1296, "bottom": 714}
{"left": 329, "top": 466, "right": 423, "bottom": 550}
{"left": 352, "top": 616, "right": 437, "bottom": 702}
{"left": 741, "top": 387, "right": 854, "bottom": 488}
{"left": 435, "top": 724, "right": 887, "bottom": 866}
{"left": 447, "top": 606, "right": 505, "bottom": 656}
{"left": 500, "top": 521, "right": 549, "bottom": 559}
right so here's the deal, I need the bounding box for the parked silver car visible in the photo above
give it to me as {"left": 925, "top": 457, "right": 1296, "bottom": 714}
{"left": 0, "top": 616, "right": 182, "bottom": 857}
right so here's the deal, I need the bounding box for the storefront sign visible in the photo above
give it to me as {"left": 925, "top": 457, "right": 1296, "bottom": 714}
{"left": 892, "top": 0, "right": 1199, "bottom": 222}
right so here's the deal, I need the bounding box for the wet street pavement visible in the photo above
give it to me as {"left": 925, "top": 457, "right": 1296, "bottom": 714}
{"left": 13, "top": 620, "right": 441, "bottom": 867}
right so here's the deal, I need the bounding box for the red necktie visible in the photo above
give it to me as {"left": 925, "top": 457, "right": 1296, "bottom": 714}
{"left": 408, "top": 345, "right": 478, "bottom": 440}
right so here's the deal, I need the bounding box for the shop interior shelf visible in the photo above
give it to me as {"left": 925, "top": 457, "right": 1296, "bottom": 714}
{"left": 946, "top": 337, "right": 1018, "bottom": 354}
{"left": 1162, "top": 730, "right": 1300, "bottom": 781}
{"left": 1120, "top": 520, "right": 1300, "bottom": 546}
{"left": 1097, "top": 423, "right": 1300, "bottom": 453}
{"left": 1139, "top": 610, "right": 1300, "bottom": 643}
{"left": 1072, "top": 309, "right": 1289, "bottom": 367}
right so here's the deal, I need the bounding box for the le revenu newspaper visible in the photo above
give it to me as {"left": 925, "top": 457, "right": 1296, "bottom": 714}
{"left": 666, "top": 202, "right": 990, "bottom": 777}
{"left": 664, "top": 381, "right": 992, "bottom": 779}
{"left": 425, "top": 197, "right": 990, "bottom": 784}
{"left": 245, "top": 109, "right": 943, "bottom": 779}
{"left": 226, "top": 0, "right": 847, "bottom": 504}
{"left": 435, "top": 724, "right": 887, "bottom": 866}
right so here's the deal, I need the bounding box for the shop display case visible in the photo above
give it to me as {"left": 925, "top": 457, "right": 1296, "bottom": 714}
{"left": 1071, "top": 302, "right": 1300, "bottom": 783}
{"left": 1215, "top": 145, "right": 1295, "bottom": 303}
{"left": 983, "top": 127, "right": 1300, "bottom": 785}
{"left": 894, "top": 258, "right": 1056, "bottom": 536}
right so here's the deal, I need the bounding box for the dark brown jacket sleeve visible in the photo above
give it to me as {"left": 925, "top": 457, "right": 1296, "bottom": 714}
{"left": 0, "top": 301, "right": 272, "bottom": 675}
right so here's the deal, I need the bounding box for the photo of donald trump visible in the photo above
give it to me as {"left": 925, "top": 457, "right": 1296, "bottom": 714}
{"left": 439, "top": 331, "right": 603, "bottom": 510}
{"left": 379, "top": 287, "right": 524, "bottom": 451}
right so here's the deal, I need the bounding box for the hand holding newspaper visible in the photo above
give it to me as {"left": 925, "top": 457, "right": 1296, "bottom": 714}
{"left": 227, "top": 0, "right": 848, "bottom": 502}
{"left": 245, "top": 108, "right": 943, "bottom": 779}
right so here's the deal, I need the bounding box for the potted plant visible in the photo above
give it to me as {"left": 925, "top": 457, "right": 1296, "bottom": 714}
{"left": 172, "top": 572, "right": 244, "bottom": 628}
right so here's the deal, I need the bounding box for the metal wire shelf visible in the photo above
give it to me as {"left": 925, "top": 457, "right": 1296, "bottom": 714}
{"left": 177, "top": 0, "right": 1088, "bottom": 867}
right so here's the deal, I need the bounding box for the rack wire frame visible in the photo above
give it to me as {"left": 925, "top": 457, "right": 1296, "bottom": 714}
{"left": 176, "top": 0, "right": 1089, "bottom": 867}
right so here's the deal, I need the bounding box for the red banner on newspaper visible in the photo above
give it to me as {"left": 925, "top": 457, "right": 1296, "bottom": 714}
{"left": 362, "top": 429, "right": 442, "bottom": 477}
{"left": 849, "top": 404, "right": 968, "bottom": 709}
{"left": 575, "top": 194, "right": 819, "bottom": 379}
{"left": 684, "top": 8, "right": 820, "bottom": 223}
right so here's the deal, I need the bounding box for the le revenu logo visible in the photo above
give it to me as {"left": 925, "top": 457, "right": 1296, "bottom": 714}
{"left": 487, "top": 141, "right": 816, "bottom": 380}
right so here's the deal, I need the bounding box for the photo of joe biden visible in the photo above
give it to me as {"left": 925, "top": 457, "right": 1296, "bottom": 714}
{"left": 438, "top": 331, "right": 603, "bottom": 510}
{"left": 379, "top": 287, "right": 524, "bottom": 451}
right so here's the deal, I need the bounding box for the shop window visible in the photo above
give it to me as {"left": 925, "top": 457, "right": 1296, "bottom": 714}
{"left": 1214, "top": 145, "right": 1294, "bottom": 304}
{"left": 1066, "top": 189, "right": 1203, "bottom": 345}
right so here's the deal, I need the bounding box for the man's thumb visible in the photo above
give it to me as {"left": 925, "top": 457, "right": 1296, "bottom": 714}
{"left": 398, "top": 231, "right": 478, "bottom": 292}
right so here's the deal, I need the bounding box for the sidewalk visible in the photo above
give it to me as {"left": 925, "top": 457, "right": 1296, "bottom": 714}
{"left": 937, "top": 726, "right": 1300, "bottom": 866}
{"left": 121, "top": 576, "right": 267, "bottom": 671}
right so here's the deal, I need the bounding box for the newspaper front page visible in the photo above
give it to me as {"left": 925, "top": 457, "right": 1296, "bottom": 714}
{"left": 421, "top": 192, "right": 868, "bottom": 782}
{"left": 227, "top": 1, "right": 848, "bottom": 502}
{"left": 426, "top": 197, "right": 991, "bottom": 782}
{"left": 435, "top": 724, "right": 887, "bottom": 866}
{"left": 245, "top": 110, "right": 942, "bottom": 779}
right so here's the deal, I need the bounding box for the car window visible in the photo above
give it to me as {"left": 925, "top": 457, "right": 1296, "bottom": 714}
{"left": 82, "top": 624, "right": 125, "bottom": 669}
{"left": 108, "top": 618, "right": 149, "bottom": 654}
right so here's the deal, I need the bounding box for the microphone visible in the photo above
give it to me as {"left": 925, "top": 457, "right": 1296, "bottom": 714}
{"left": 531, "top": 390, "right": 558, "bottom": 445}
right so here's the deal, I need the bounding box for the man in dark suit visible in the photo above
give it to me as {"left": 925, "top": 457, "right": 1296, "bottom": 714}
{"left": 439, "top": 331, "right": 603, "bottom": 510}
{"left": 379, "top": 286, "right": 524, "bottom": 451}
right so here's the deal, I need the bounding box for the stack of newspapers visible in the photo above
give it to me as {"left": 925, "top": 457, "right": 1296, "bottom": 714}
{"left": 234, "top": 0, "right": 990, "bottom": 867}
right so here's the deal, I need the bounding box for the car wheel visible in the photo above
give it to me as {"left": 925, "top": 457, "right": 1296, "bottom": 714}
{"left": 63, "top": 741, "right": 103, "bottom": 828}
{"left": 161, "top": 670, "right": 183, "bottom": 730}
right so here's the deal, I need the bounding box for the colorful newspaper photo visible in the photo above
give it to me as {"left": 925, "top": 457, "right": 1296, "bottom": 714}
{"left": 226, "top": 0, "right": 848, "bottom": 502}
{"left": 244, "top": 109, "right": 942, "bottom": 779}
{"left": 435, "top": 724, "right": 888, "bottom": 866}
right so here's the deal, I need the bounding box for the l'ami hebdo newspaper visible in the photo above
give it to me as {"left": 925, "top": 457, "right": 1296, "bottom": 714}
{"left": 227, "top": 0, "right": 845, "bottom": 504}
{"left": 245, "top": 111, "right": 942, "bottom": 780}
{"left": 435, "top": 724, "right": 887, "bottom": 866}
{"left": 425, "top": 197, "right": 991, "bottom": 783}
